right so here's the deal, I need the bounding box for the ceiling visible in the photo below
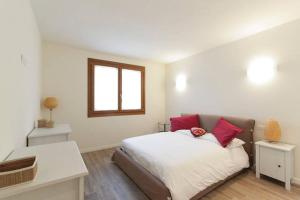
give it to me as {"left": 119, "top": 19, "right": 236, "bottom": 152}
{"left": 31, "top": 0, "right": 300, "bottom": 63}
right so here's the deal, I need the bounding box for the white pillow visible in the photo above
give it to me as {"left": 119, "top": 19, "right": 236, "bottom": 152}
{"left": 200, "top": 133, "right": 245, "bottom": 148}
{"left": 199, "top": 133, "right": 219, "bottom": 144}
{"left": 226, "top": 138, "right": 245, "bottom": 149}
{"left": 175, "top": 131, "right": 246, "bottom": 149}
{"left": 174, "top": 129, "right": 191, "bottom": 135}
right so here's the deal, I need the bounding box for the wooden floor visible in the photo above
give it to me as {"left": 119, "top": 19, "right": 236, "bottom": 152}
{"left": 83, "top": 148, "right": 300, "bottom": 200}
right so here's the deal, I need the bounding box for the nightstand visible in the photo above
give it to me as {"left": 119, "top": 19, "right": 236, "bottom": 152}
{"left": 255, "top": 140, "right": 295, "bottom": 190}
{"left": 28, "top": 124, "right": 71, "bottom": 146}
{"left": 158, "top": 122, "right": 170, "bottom": 132}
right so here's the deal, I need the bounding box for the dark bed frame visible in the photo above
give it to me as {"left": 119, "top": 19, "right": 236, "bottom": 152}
{"left": 112, "top": 114, "right": 255, "bottom": 200}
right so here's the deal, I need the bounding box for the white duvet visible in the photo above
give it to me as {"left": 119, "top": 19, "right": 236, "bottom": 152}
{"left": 121, "top": 131, "right": 249, "bottom": 200}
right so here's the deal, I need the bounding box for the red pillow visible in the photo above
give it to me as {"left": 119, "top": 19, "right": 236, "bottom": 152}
{"left": 170, "top": 115, "right": 200, "bottom": 132}
{"left": 212, "top": 118, "right": 242, "bottom": 147}
{"left": 191, "top": 127, "right": 206, "bottom": 137}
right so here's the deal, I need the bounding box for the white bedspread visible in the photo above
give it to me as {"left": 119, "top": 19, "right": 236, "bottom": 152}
{"left": 121, "top": 132, "right": 249, "bottom": 200}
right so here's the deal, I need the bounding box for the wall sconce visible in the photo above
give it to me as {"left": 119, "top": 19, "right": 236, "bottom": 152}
{"left": 176, "top": 74, "right": 186, "bottom": 91}
{"left": 247, "top": 57, "right": 276, "bottom": 85}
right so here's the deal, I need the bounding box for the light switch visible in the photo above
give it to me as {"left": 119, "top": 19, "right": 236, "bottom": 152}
{"left": 21, "top": 54, "right": 27, "bottom": 67}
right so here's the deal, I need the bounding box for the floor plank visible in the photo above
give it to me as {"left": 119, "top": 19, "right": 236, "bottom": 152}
{"left": 82, "top": 149, "right": 300, "bottom": 200}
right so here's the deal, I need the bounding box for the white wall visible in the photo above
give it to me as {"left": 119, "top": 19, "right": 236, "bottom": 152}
{"left": 166, "top": 19, "right": 300, "bottom": 181}
{"left": 0, "top": 0, "right": 41, "bottom": 161}
{"left": 42, "top": 42, "right": 165, "bottom": 152}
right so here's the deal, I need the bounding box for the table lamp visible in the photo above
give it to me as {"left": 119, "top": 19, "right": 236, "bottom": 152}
{"left": 264, "top": 119, "right": 281, "bottom": 142}
{"left": 43, "top": 97, "right": 58, "bottom": 128}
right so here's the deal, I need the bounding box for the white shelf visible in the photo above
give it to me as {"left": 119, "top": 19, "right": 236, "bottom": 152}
{"left": 28, "top": 124, "right": 71, "bottom": 138}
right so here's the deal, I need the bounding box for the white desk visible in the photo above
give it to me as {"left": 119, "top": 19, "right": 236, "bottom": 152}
{"left": 28, "top": 124, "right": 71, "bottom": 146}
{"left": 0, "top": 141, "right": 88, "bottom": 200}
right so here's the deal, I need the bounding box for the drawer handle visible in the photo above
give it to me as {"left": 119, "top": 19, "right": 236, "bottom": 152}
{"left": 278, "top": 165, "right": 281, "bottom": 168}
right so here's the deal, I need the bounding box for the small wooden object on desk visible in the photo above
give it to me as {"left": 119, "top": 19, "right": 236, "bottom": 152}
{"left": 37, "top": 119, "right": 47, "bottom": 128}
{"left": 0, "top": 156, "right": 37, "bottom": 188}
{"left": 37, "top": 119, "right": 54, "bottom": 128}
{"left": 28, "top": 124, "right": 71, "bottom": 146}
{"left": 255, "top": 140, "right": 296, "bottom": 190}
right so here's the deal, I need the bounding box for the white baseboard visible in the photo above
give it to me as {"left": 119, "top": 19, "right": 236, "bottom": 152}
{"left": 80, "top": 143, "right": 120, "bottom": 153}
{"left": 292, "top": 177, "right": 300, "bottom": 185}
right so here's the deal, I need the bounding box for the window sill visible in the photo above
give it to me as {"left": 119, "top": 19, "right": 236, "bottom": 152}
{"left": 88, "top": 110, "right": 145, "bottom": 118}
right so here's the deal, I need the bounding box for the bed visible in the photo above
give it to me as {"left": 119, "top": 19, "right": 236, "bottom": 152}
{"left": 112, "top": 114, "right": 255, "bottom": 200}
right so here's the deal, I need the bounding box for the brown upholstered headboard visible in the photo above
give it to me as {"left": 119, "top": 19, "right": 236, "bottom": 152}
{"left": 182, "top": 114, "right": 255, "bottom": 166}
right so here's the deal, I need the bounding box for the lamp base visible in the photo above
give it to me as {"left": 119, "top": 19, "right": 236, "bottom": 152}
{"left": 264, "top": 135, "right": 281, "bottom": 143}
{"left": 266, "top": 140, "right": 280, "bottom": 144}
{"left": 46, "top": 120, "right": 55, "bottom": 128}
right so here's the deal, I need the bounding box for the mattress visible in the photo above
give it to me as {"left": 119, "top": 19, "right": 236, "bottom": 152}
{"left": 121, "top": 131, "right": 249, "bottom": 200}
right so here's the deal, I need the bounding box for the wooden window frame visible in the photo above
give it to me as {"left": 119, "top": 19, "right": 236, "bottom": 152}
{"left": 88, "top": 58, "right": 145, "bottom": 117}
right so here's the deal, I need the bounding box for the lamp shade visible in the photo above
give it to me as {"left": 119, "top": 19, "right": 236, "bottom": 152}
{"left": 43, "top": 97, "right": 58, "bottom": 110}
{"left": 264, "top": 119, "right": 281, "bottom": 142}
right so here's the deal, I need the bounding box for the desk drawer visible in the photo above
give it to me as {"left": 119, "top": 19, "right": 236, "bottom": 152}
{"left": 259, "top": 146, "right": 285, "bottom": 181}
{"left": 28, "top": 134, "right": 69, "bottom": 146}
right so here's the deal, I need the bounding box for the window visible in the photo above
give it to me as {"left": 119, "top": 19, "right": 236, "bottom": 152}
{"left": 88, "top": 58, "right": 145, "bottom": 117}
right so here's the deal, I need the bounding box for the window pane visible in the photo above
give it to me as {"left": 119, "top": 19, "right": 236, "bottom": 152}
{"left": 94, "top": 66, "right": 118, "bottom": 111}
{"left": 122, "top": 69, "right": 142, "bottom": 110}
